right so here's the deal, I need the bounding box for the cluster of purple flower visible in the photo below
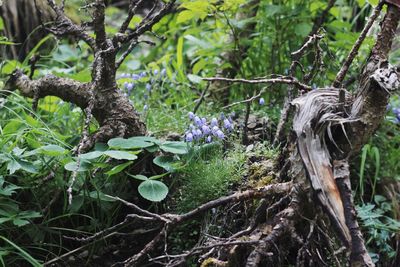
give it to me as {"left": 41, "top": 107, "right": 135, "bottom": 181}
{"left": 184, "top": 112, "right": 234, "bottom": 143}
{"left": 118, "top": 68, "right": 166, "bottom": 98}
{"left": 118, "top": 68, "right": 167, "bottom": 112}
{"left": 390, "top": 106, "right": 400, "bottom": 123}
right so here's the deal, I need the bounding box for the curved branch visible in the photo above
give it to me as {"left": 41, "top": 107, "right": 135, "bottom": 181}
{"left": 4, "top": 69, "right": 90, "bottom": 109}
{"left": 43, "top": 0, "right": 96, "bottom": 49}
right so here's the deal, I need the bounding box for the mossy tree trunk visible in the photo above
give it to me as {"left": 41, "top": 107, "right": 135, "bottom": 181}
{"left": 2, "top": 0, "right": 176, "bottom": 150}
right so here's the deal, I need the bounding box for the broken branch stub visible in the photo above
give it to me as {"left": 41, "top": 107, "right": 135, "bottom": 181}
{"left": 290, "top": 4, "right": 400, "bottom": 266}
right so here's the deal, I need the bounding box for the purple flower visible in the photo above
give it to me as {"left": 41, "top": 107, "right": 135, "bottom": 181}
{"left": 192, "top": 128, "right": 202, "bottom": 140}
{"left": 143, "top": 104, "right": 148, "bottom": 111}
{"left": 125, "top": 82, "right": 133, "bottom": 90}
{"left": 201, "top": 117, "right": 207, "bottom": 124}
{"left": 132, "top": 74, "right": 140, "bottom": 80}
{"left": 201, "top": 125, "right": 210, "bottom": 135}
{"left": 396, "top": 111, "right": 400, "bottom": 121}
{"left": 206, "top": 136, "right": 212, "bottom": 143}
{"left": 153, "top": 69, "right": 159, "bottom": 75}
{"left": 120, "top": 73, "right": 129, "bottom": 78}
{"left": 212, "top": 126, "right": 220, "bottom": 135}
{"left": 211, "top": 118, "right": 218, "bottom": 127}
{"left": 161, "top": 68, "right": 166, "bottom": 76}
{"left": 127, "top": 87, "right": 133, "bottom": 96}
{"left": 194, "top": 116, "right": 202, "bottom": 127}
{"left": 216, "top": 130, "right": 225, "bottom": 139}
{"left": 259, "top": 97, "right": 265, "bottom": 105}
{"left": 146, "top": 83, "right": 152, "bottom": 91}
{"left": 185, "top": 133, "right": 193, "bottom": 142}
{"left": 188, "top": 112, "right": 195, "bottom": 120}
{"left": 224, "top": 118, "right": 233, "bottom": 130}
{"left": 220, "top": 113, "right": 225, "bottom": 120}
{"left": 140, "top": 71, "right": 147, "bottom": 78}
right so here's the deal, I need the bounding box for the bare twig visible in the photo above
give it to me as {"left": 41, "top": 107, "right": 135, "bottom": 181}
{"left": 115, "top": 39, "right": 156, "bottom": 69}
{"left": 107, "top": 182, "right": 291, "bottom": 266}
{"left": 273, "top": 34, "right": 323, "bottom": 146}
{"left": 242, "top": 95, "right": 251, "bottom": 145}
{"left": 193, "top": 83, "right": 210, "bottom": 114}
{"left": 119, "top": 0, "right": 145, "bottom": 34}
{"left": 223, "top": 90, "right": 264, "bottom": 109}
{"left": 106, "top": 195, "right": 172, "bottom": 223}
{"left": 203, "top": 77, "right": 312, "bottom": 91}
{"left": 44, "top": 0, "right": 96, "bottom": 49}
{"left": 114, "top": 0, "right": 176, "bottom": 49}
{"left": 169, "top": 182, "right": 292, "bottom": 223}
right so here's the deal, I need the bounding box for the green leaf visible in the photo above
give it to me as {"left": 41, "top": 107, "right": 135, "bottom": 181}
{"left": 145, "top": 145, "right": 159, "bottom": 153}
{"left": 0, "top": 178, "right": 21, "bottom": 196}
{"left": 0, "top": 236, "right": 42, "bottom": 267}
{"left": 129, "top": 174, "right": 148, "bottom": 181}
{"left": 13, "top": 219, "right": 29, "bottom": 227}
{"left": 294, "top": 23, "right": 312, "bottom": 37}
{"left": 103, "top": 150, "right": 138, "bottom": 160}
{"left": 108, "top": 137, "right": 154, "bottom": 149}
{"left": 265, "top": 4, "right": 283, "bottom": 16}
{"left": 94, "top": 143, "right": 109, "bottom": 151}
{"left": 69, "top": 69, "right": 91, "bottom": 82}
{"left": 16, "top": 160, "right": 38, "bottom": 174}
{"left": 187, "top": 74, "right": 204, "bottom": 84}
{"left": 79, "top": 151, "right": 104, "bottom": 160}
{"left": 39, "top": 145, "right": 67, "bottom": 156}
{"left": 177, "top": 10, "right": 196, "bottom": 24}
{"left": 7, "top": 160, "right": 21, "bottom": 175}
{"left": 68, "top": 195, "right": 84, "bottom": 213}
{"left": 64, "top": 160, "right": 92, "bottom": 172}
{"left": 2, "top": 120, "right": 25, "bottom": 135}
{"left": 153, "top": 156, "right": 177, "bottom": 172}
{"left": 177, "top": 37, "right": 185, "bottom": 79}
{"left": 88, "top": 191, "right": 115, "bottom": 202}
{"left": 138, "top": 180, "right": 169, "bottom": 202}
{"left": 160, "top": 141, "right": 188, "bottom": 154}
{"left": 106, "top": 161, "right": 133, "bottom": 176}
{"left": 12, "top": 147, "right": 26, "bottom": 156}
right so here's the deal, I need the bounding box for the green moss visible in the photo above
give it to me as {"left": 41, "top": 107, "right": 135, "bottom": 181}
{"left": 172, "top": 143, "right": 246, "bottom": 212}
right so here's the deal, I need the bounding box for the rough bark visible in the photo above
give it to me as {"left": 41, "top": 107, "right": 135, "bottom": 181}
{"left": 2, "top": 0, "right": 176, "bottom": 150}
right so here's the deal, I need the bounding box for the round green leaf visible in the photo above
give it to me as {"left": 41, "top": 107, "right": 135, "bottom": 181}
{"left": 103, "top": 150, "right": 138, "bottom": 160}
{"left": 79, "top": 151, "right": 104, "bottom": 160}
{"left": 153, "top": 156, "right": 176, "bottom": 172}
{"left": 108, "top": 137, "right": 154, "bottom": 149}
{"left": 160, "top": 141, "right": 188, "bottom": 154}
{"left": 64, "top": 160, "right": 91, "bottom": 172}
{"left": 138, "top": 180, "right": 169, "bottom": 202}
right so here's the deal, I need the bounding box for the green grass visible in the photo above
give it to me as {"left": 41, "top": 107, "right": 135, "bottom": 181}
{"left": 172, "top": 143, "right": 246, "bottom": 213}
